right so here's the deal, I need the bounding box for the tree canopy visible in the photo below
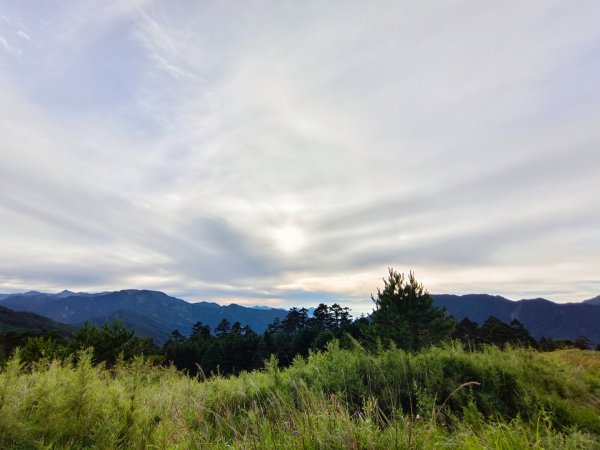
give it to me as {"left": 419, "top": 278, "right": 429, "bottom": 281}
{"left": 370, "top": 269, "right": 455, "bottom": 350}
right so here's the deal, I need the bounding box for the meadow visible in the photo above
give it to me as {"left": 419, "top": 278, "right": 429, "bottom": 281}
{"left": 0, "top": 343, "right": 599, "bottom": 449}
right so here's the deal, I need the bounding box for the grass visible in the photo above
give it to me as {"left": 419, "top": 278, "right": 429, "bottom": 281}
{"left": 0, "top": 344, "right": 599, "bottom": 449}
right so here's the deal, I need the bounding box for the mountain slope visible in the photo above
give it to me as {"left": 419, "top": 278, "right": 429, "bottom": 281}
{"left": 583, "top": 295, "right": 600, "bottom": 306}
{"left": 433, "top": 294, "right": 600, "bottom": 344}
{"left": 0, "top": 304, "right": 73, "bottom": 335}
{"left": 1, "top": 290, "right": 286, "bottom": 344}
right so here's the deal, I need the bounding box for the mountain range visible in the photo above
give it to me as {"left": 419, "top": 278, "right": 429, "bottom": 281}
{"left": 0, "top": 290, "right": 285, "bottom": 345}
{"left": 433, "top": 294, "right": 600, "bottom": 344}
{"left": 1, "top": 290, "right": 599, "bottom": 345}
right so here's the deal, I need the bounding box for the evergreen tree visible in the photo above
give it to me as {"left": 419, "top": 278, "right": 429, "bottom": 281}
{"left": 479, "top": 316, "right": 512, "bottom": 347}
{"left": 191, "top": 322, "right": 211, "bottom": 340}
{"left": 230, "top": 321, "right": 243, "bottom": 336}
{"left": 71, "top": 320, "right": 154, "bottom": 366}
{"left": 169, "top": 329, "right": 186, "bottom": 343}
{"left": 370, "top": 269, "right": 455, "bottom": 350}
{"left": 453, "top": 317, "right": 480, "bottom": 347}
{"left": 330, "top": 303, "right": 352, "bottom": 329}
{"left": 311, "top": 304, "right": 333, "bottom": 330}
{"left": 282, "top": 308, "right": 306, "bottom": 334}
{"left": 215, "top": 319, "right": 231, "bottom": 337}
{"left": 574, "top": 336, "right": 591, "bottom": 350}
{"left": 538, "top": 336, "right": 558, "bottom": 352}
{"left": 509, "top": 319, "right": 536, "bottom": 347}
{"left": 267, "top": 317, "right": 283, "bottom": 334}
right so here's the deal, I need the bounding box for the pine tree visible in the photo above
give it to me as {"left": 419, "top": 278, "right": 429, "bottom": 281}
{"left": 370, "top": 269, "right": 455, "bottom": 350}
{"left": 453, "top": 317, "right": 480, "bottom": 347}
{"left": 311, "top": 304, "right": 333, "bottom": 330}
{"left": 509, "top": 319, "right": 536, "bottom": 347}
{"left": 191, "top": 322, "right": 211, "bottom": 339}
{"left": 215, "top": 319, "right": 231, "bottom": 337}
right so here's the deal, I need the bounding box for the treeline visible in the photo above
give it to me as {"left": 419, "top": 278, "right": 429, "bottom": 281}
{"left": 1, "top": 270, "right": 598, "bottom": 375}
{"left": 453, "top": 316, "right": 596, "bottom": 351}
{"left": 163, "top": 310, "right": 597, "bottom": 377}
{"left": 3, "top": 307, "right": 597, "bottom": 377}
{"left": 164, "top": 303, "right": 366, "bottom": 376}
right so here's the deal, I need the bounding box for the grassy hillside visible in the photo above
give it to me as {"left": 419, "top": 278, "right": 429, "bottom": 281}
{"left": 0, "top": 344, "right": 598, "bottom": 449}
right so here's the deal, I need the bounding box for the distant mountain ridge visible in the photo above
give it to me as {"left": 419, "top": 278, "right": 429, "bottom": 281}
{"left": 432, "top": 294, "right": 600, "bottom": 344}
{"left": 0, "top": 290, "right": 285, "bottom": 345}
{"left": 1, "top": 290, "right": 599, "bottom": 345}
{"left": 583, "top": 295, "right": 600, "bottom": 306}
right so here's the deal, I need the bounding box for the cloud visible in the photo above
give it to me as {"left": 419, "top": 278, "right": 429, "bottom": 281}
{"left": 0, "top": 1, "right": 599, "bottom": 306}
{"left": 16, "top": 30, "right": 30, "bottom": 41}
{"left": 0, "top": 35, "right": 20, "bottom": 56}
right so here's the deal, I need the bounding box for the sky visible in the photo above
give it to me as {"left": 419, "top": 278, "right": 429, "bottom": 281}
{"left": 1, "top": 1, "right": 599, "bottom": 313}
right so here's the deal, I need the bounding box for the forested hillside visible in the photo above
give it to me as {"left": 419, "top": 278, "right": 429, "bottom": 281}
{"left": 1, "top": 270, "right": 599, "bottom": 448}
{"left": 0, "top": 305, "right": 72, "bottom": 334}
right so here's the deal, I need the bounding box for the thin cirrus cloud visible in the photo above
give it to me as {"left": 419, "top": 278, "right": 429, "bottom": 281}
{"left": 0, "top": 0, "right": 599, "bottom": 311}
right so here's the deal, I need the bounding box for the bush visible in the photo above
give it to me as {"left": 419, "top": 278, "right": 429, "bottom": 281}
{"left": 0, "top": 344, "right": 598, "bottom": 448}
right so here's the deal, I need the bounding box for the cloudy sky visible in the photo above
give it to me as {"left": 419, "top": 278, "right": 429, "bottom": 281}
{"left": 1, "top": 1, "right": 599, "bottom": 312}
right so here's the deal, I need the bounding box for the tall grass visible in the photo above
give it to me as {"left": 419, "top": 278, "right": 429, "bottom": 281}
{"left": 0, "top": 344, "right": 598, "bottom": 449}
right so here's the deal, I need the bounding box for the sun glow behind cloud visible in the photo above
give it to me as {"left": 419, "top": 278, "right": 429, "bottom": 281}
{"left": 0, "top": 0, "right": 599, "bottom": 308}
{"left": 273, "top": 225, "right": 307, "bottom": 254}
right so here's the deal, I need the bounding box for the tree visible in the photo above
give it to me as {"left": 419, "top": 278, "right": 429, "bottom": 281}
{"left": 191, "top": 322, "right": 211, "bottom": 340}
{"left": 574, "top": 336, "right": 591, "bottom": 350}
{"left": 71, "top": 320, "right": 155, "bottom": 366}
{"left": 282, "top": 308, "right": 308, "bottom": 334}
{"left": 230, "top": 321, "right": 243, "bottom": 336}
{"left": 311, "top": 304, "right": 333, "bottom": 330}
{"left": 509, "top": 319, "right": 536, "bottom": 347}
{"left": 215, "top": 319, "right": 231, "bottom": 337}
{"left": 370, "top": 269, "right": 455, "bottom": 350}
{"left": 330, "top": 303, "right": 352, "bottom": 329}
{"left": 19, "top": 335, "right": 67, "bottom": 364}
{"left": 267, "top": 317, "right": 283, "bottom": 334}
{"left": 538, "top": 336, "right": 558, "bottom": 352}
{"left": 453, "top": 317, "right": 480, "bottom": 347}
{"left": 479, "top": 316, "right": 513, "bottom": 348}
{"left": 169, "top": 329, "right": 186, "bottom": 343}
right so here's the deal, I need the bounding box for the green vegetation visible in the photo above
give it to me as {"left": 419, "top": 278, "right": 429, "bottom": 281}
{"left": 453, "top": 316, "right": 537, "bottom": 349}
{"left": 0, "top": 345, "right": 598, "bottom": 449}
{"left": 371, "top": 270, "right": 455, "bottom": 350}
{"left": 1, "top": 269, "right": 599, "bottom": 448}
{"left": 1, "top": 320, "right": 158, "bottom": 369}
{"left": 2, "top": 270, "right": 595, "bottom": 375}
{"left": 0, "top": 305, "right": 73, "bottom": 365}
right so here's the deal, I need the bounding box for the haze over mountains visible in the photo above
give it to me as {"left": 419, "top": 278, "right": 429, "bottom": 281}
{"left": 1, "top": 290, "right": 599, "bottom": 345}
